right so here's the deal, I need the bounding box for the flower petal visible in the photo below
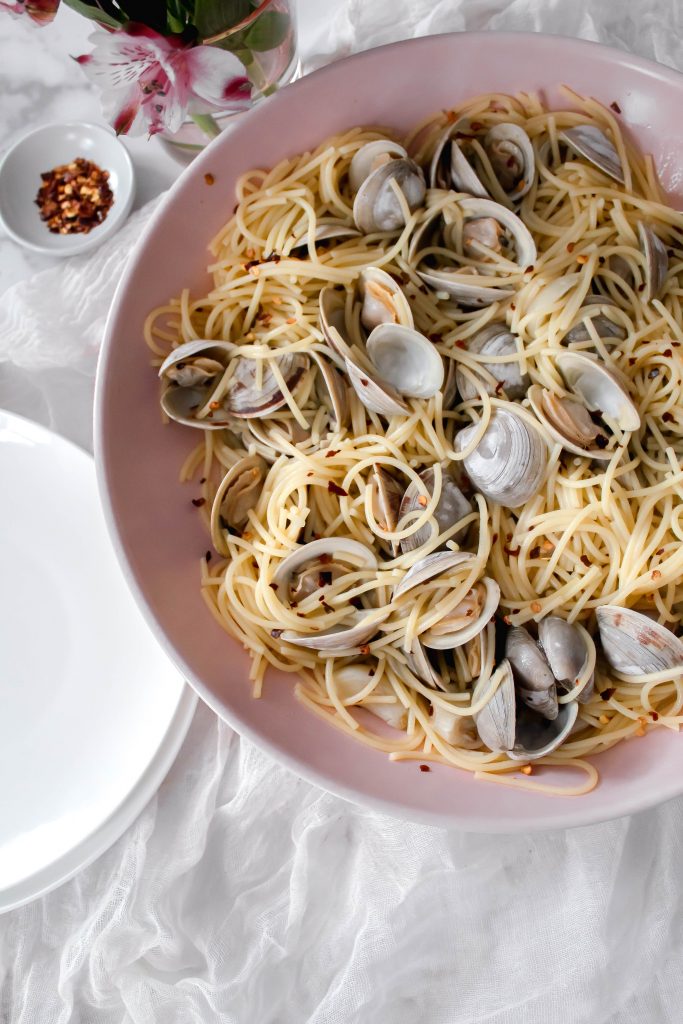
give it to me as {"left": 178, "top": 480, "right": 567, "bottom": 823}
{"left": 186, "top": 46, "right": 252, "bottom": 109}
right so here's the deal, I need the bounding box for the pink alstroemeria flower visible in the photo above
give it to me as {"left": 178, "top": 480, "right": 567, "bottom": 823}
{"left": 75, "top": 25, "right": 252, "bottom": 136}
{"left": 0, "top": 0, "right": 60, "bottom": 25}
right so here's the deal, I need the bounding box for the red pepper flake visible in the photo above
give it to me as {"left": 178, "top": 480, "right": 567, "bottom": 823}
{"left": 269, "top": 583, "right": 278, "bottom": 591}
{"left": 306, "top": 471, "right": 314, "bottom": 478}
{"left": 509, "top": 303, "right": 516, "bottom": 311}
{"left": 205, "top": 550, "right": 212, "bottom": 562}
{"left": 35, "top": 157, "right": 114, "bottom": 235}
{"left": 199, "top": 476, "right": 207, "bottom": 484}
{"left": 598, "top": 256, "right": 606, "bottom": 265}
{"left": 576, "top": 254, "right": 589, "bottom": 265}
{"left": 419, "top": 764, "right": 431, "bottom": 772}
{"left": 530, "top": 545, "right": 541, "bottom": 559}
{"left": 566, "top": 242, "right": 575, "bottom": 253}
{"left": 271, "top": 628, "right": 283, "bottom": 639}
{"left": 637, "top": 283, "right": 646, "bottom": 292}
{"left": 470, "top": 121, "right": 484, "bottom": 131}
{"left": 368, "top": 668, "right": 375, "bottom": 677}
{"left": 492, "top": 532, "right": 499, "bottom": 544}
{"left": 360, "top": 378, "right": 369, "bottom": 387}
{"left": 328, "top": 481, "right": 348, "bottom": 497}
{"left": 318, "top": 571, "right": 333, "bottom": 587}
{"left": 319, "top": 553, "right": 333, "bottom": 564}
{"left": 428, "top": 332, "right": 442, "bottom": 343}
{"left": 580, "top": 554, "right": 591, "bottom": 567}
{"left": 628, "top": 357, "right": 637, "bottom": 366}
{"left": 610, "top": 100, "right": 622, "bottom": 114}
{"left": 495, "top": 381, "right": 505, "bottom": 395}
{"left": 652, "top": 569, "right": 662, "bottom": 580}
{"left": 325, "top": 449, "right": 340, "bottom": 458}
{"left": 359, "top": 644, "right": 371, "bottom": 655}
{"left": 531, "top": 601, "right": 542, "bottom": 614}
{"left": 650, "top": 711, "right": 660, "bottom": 721}
{"left": 191, "top": 497, "right": 206, "bottom": 507}
{"left": 520, "top": 765, "right": 533, "bottom": 776}
{"left": 663, "top": 348, "right": 673, "bottom": 357}
{"left": 204, "top": 173, "right": 215, "bottom": 185}
{"left": 525, "top": 265, "right": 534, "bottom": 274}
{"left": 504, "top": 545, "right": 521, "bottom": 557}
{"left": 663, "top": 412, "right": 674, "bottom": 423}
{"left": 455, "top": 340, "right": 467, "bottom": 349}
{"left": 286, "top": 317, "right": 297, "bottom": 325}
{"left": 600, "top": 687, "right": 616, "bottom": 701}
{"left": 209, "top": 401, "right": 220, "bottom": 410}
{"left": 656, "top": 548, "right": 665, "bottom": 555}
{"left": 417, "top": 495, "right": 428, "bottom": 508}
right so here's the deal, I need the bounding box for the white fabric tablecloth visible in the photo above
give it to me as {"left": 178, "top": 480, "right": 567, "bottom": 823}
{"left": 3, "top": 3, "right": 683, "bottom": 1022}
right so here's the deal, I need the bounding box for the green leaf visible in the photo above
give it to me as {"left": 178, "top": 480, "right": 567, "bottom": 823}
{"left": 244, "top": 9, "right": 289, "bottom": 51}
{"left": 193, "top": 0, "right": 251, "bottom": 39}
{"left": 63, "top": 0, "right": 123, "bottom": 27}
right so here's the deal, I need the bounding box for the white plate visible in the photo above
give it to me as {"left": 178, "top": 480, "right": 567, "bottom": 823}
{"left": 0, "top": 411, "right": 196, "bottom": 913}
{"left": 0, "top": 121, "right": 135, "bottom": 256}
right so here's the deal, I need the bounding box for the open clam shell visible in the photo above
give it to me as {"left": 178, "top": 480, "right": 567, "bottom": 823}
{"left": 538, "top": 616, "right": 595, "bottom": 704}
{"left": 159, "top": 340, "right": 237, "bottom": 428}
{"left": 596, "top": 606, "right": 683, "bottom": 676}
{"left": 224, "top": 352, "right": 309, "bottom": 419}
{"left": 506, "top": 625, "right": 558, "bottom": 721}
{"left": 311, "top": 351, "right": 349, "bottom": 430}
{"left": 474, "top": 660, "right": 579, "bottom": 761}
{"left": 422, "top": 576, "right": 500, "bottom": 650}
{"left": 398, "top": 467, "right": 472, "bottom": 552}
{"left": 279, "top": 610, "right": 390, "bottom": 651}
{"left": 559, "top": 125, "right": 625, "bottom": 184}
{"left": 484, "top": 123, "right": 536, "bottom": 200}
{"left": 353, "top": 157, "right": 426, "bottom": 234}
{"left": 344, "top": 356, "right": 410, "bottom": 416}
{"left": 359, "top": 267, "right": 414, "bottom": 330}
{"left": 455, "top": 322, "right": 529, "bottom": 401}
{"left": 562, "top": 296, "right": 627, "bottom": 344}
{"left": 291, "top": 219, "right": 361, "bottom": 252}
{"left": 371, "top": 465, "right": 404, "bottom": 553}
{"left": 319, "top": 286, "right": 353, "bottom": 360}
{"left": 394, "top": 550, "right": 476, "bottom": 599}
{"left": 365, "top": 323, "right": 444, "bottom": 399}
{"left": 454, "top": 406, "right": 548, "bottom": 507}
{"left": 349, "top": 140, "right": 407, "bottom": 193}
{"left": 210, "top": 455, "right": 268, "bottom": 545}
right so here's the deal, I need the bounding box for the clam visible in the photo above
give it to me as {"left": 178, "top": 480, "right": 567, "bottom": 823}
{"left": 225, "top": 353, "right": 309, "bottom": 419}
{"left": 506, "top": 625, "right": 558, "bottom": 720}
{"left": 413, "top": 197, "right": 536, "bottom": 307}
{"left": 538, "top": 616, "right": 595, "bottom": 704}
{"left": 271, "top": 539, "right": 389, "bottom": 651}
{"left": 334, "top": 664, "right": 407, "bottom": 730}
{"left": 431, "top": 121, "right": 535, "bottom": 202}
{"left": 349, "top": 139, "right": 408, "bottom": 193}
{"left": 210, "top": 455, "right": 268, "bottom": 551}
{"left": 344, "top": 357, "right": 410, "bottom": 416}
{"left": 397, "top": 468, "right": 472, "bottom": 552}
{"left": 406, "top": 622, "right": 493, "bottom": 695}
{"left": 311, "top": 350, "right": 349, "bottom": 430}
{"left": 559, "top": 125, "right": 625, "bottom": 184}
{"left": 393, "top": 550, "right": 476, "bottom": 599}
{"left": 421, "top": 577, "right": 500, "bottom": 650}
{"left": 359, "top": 266, "right": 414, "bottom": 330}
{"left": 596, "top": 606, "right": 683, "bottom": 676}
{"left": 159, "top": 340, "right": 235, "bottom": 429}
{"left": 474, "top": 660, "right": 579, "bottom": 761}
{"left": 365, "top": 324, "right": 444, "bottom": 399}
{"left": 353, "top": 157, "right": 426, "bottom": 234}
{"left": 562, "top": 296, "right": 627, "bottom": 344}
{"left": 442, "top": 358, "right": 458, "bottom": 408}
{"left": 455, "top": 322, "right": 530, "bottom": 401}
{"left": 453, "top": 406, "right": 548, "bottom": 507}
{"left": 370, "top": 465, "right": 404, "bottom": 553}
{"left": 638, "top": 222, "right": 668, "bottom": 302}
{"left": 528, "top": 351, "right": 640, "bottom": 460}
{"left": 245, "top": 416, "right": 310, "bottom": 458}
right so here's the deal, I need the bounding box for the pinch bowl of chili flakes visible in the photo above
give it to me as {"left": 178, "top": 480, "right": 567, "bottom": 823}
{"left": 0, "top": 122, "right": 135, "bottom": 256}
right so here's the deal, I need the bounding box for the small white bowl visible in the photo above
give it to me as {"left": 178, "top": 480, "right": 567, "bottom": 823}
{"left": 0, "top": 121, "right": 135, "bottom": 256}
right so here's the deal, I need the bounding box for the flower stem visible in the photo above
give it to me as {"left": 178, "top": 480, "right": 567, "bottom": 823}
{"left": 191, "top": 113, "right": 223, "bottom": 140}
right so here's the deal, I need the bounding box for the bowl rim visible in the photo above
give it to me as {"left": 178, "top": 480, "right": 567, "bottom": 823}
{"left": 0, "top": 119, "right": 135, "bottom": 257}
{"left": 95, "top": 31, "right": 683, "bottom": 832}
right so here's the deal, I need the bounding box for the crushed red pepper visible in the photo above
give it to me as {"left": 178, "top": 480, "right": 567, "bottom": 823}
{"left": 35, "top": 157, "right": 113, "bottom": 234}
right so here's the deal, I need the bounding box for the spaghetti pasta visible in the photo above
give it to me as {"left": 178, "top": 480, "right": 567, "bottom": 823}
{"left": 146, "top": 89, "right": 683, "bottom": 795}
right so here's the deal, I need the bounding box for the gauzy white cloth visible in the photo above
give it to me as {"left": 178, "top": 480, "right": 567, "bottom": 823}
{"left": 4, "top": 3, "right": 683, "bottom": 1022}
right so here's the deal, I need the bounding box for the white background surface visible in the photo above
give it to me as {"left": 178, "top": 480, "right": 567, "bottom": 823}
{"left": 3, "top": 2, "right": 683, "bottom": 1021}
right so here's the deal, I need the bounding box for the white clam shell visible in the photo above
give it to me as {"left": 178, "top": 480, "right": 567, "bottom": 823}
{"left": 527, "top": 385, "right": 611, "bottom": 461}
{"left": 224, "top": 352, "right": 309, "bottom": 419}
{"left": 344, "top": 355, "right": 410, "bottom": 416}
{"left": 538, "top": 616, "right": 595, "bottom": 704}
{"left": 422, "top": 575, "right": 500, "bottom": 650}
{"left": 158, "top": 339, "right": 236, "bottom": 380}
{"left": 279, "top": 609, "right": 390, "bottom": 652}
{"left": 291, "top": 219, "right": 361, "bottom": 250}
{"left": 454, "top": 407, "right": 548, "bottom": 507}
{"left": 359, "top": 266, "right": 414, "bottom": 330}
{"left": 398, "top": 467, "right": 472, "bottom": 553}
{"left": 484, "top": 122, "right": 535, "bottom": 200}
{"left": 596, "top": 606, "right": 683, "bottom": 676}
{"left": 560, "top": 125, "right": 625, "bottom": 184}
{"left": 556, "top": 351, "right": 641, "bottom": 432}
{"left": 506, "top": 625, "right": 558, "bottom": 721}
{"left": 311, "top": 350, "right": 349, "bottom": 430}
{"left": 473, "top": 660, "right": 516, "bottom": 752}
{"left": 455, "top": 322, "right": 529, "bottom": 401}
{"left": 509, "top": 699, "right": 579, "bottom": 762}
{"left": 353, "top": 157, "right": 426, "bottom": 234}
{"left": 638, "top": 222, "right": 668, "bottom": 302}
{"left": 349, "top": 140, "right": 407, "bottom": 193}
{"left": 365, "top": 323, "right": 444, "bottom": 399}
{"left": 210, "top": 454, "right": 268, "bottom": 539}
{"left": 394, "top": 550, "right": 476, "bottom": 599}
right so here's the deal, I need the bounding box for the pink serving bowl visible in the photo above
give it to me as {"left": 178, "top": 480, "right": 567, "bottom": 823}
{"left": 96, "top": 33, "right": 683, "bottom": 831}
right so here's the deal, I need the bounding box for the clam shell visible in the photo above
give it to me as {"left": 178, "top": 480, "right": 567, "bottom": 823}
{"left": 371, "top": 465, "right": 404, "bottom": 553}
{"left": 556, "top": 351, "right": 640, "bottom": 432}
{"left": 405, "top": 637, "right": 444, "bottom": 690}
{"left": 319, "top": 286, "right": 353, "bottom": 359}
{"left": 538, "top": 616, "right": 595, "bottom": 704}
{"left": 272, "top": 537, "right": 378, "bottom": 591}
{"left": 161, "top": 385, "right": 233, "bottom": 430}
{"left": 344, "top": 355, "right": 410, "bottom": 416}
{"left": 638, "top": 222, "right": 668, "bottom": 302}
{"left": 509, "top": 699, "right": 579, "bottom": 762}
{"left": 365, "top": 323, "right": 444, "bottom": 399}
{"left": 398, "top": 467, "right": 472, "bottom": 552}
{"left": 562, "top": 296, "right": 626, "bottom": 344}
{"left": 225, "top": 353, "right": 309, "bottom": 419}
{"left": 349, "top": 140, "right": 407, "bottom": 193}
{"left": 291, "top": 220, "right": 361, "bottom": 251}
{"left": 422, "top": 576, "right": 500, "bottom": 650}
{"left": 473, "top": 660, "right": 516, "bottom": 752}
{"left": 210, "top": 454, "right": 268, "bottom": 539}
{"left": 506, "top": 625, "right": 558, "bottom": 721}
{"left": 460, "top": 196, "right": 537, "bottom": 268}
{"left": 394, "top": 550, "right": 476, "bottom": 599}
{"left": 311, "top": 351, "right": 349, "bottom": 430}
{"left": 528, "top": 385, "right": 611, "bottom": 462}
{"left": 158, "top": 339, "right": 236, "bottom": 380}
{"left": 279, "top": 609, "right": 390, "bottom": 652}
{"left": 560, "top": 125, "right": 625, "bottom": 184}
{"left": 454, "top": 407, "right": 547, "bottom": 507}
{"left": 353, "top": 157, "right": 426, "bottom": 234}
{"left": 455, "top": 322, "right": 529, "bottom": 401}
{"left": 596, "top": 606, "right": 683, "bottom": 676}
{"left": 450, "top": 138, "right": 489, "bottom": 197}
{"left": 359, "top": 267, "right": 414, "bottom": 330}
{"left": 484, "top": 123, "right": 535, "bottom": 200}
